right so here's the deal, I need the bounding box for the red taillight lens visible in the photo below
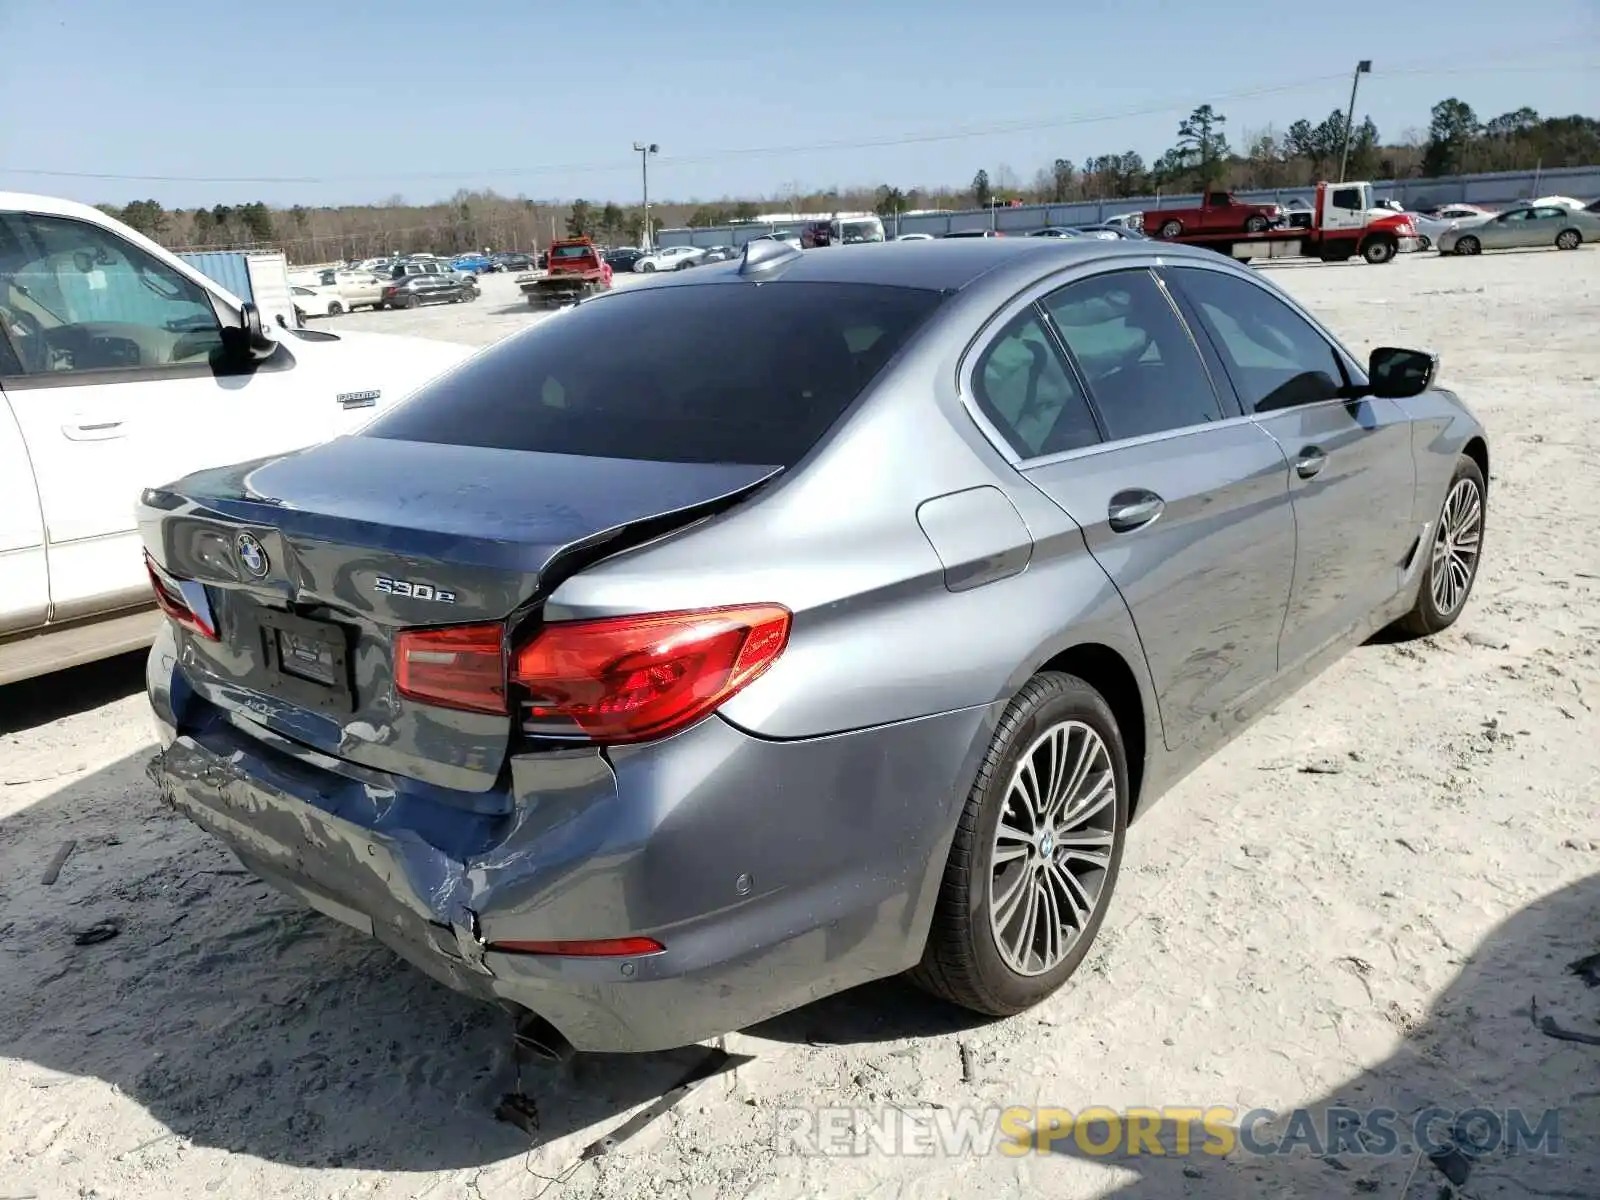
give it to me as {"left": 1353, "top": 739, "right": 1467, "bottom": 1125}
{"left": 395, "top": 623, "right": 506, "bottom": 714}
{"left": 512, "top": 604, "right": 791, "bottom": 744}
{"left": 144, "top": 553, "right": 217, "bottom": 640}
{"left": 488, "top": 936, "right": 664, "bottom": 957}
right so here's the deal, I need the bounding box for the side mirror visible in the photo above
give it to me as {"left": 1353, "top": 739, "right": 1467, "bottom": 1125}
{"left": 238, "top": 301, "right": 278, "bottom": 360}
{"left": 1368, "top": 346, "right": 1437, "bottom": 399}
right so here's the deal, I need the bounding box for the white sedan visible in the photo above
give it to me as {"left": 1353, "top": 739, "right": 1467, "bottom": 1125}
{"left": 633, "top": 246, "right": 707, "bottom": 273}
{"left": 291, "top": 285, "right": 345, "bottom": 320}
{"left": 1410, "top": 205, "right": 1495, "bottom": 251}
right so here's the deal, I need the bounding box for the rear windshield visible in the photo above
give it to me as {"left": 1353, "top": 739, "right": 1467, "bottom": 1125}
{"left": 363, "top": 281, "right": 946, "bottom": 467}
{"left": 550, "top": 245, "right": 594, "bottom": 259}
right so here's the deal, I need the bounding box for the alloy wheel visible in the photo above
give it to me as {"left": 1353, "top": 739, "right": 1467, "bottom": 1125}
{"left": 1430, "top": 477, "right": 1483, "bottom": 617}
{"left": 989, "top": 720, "right": 1117, "bottom": 977}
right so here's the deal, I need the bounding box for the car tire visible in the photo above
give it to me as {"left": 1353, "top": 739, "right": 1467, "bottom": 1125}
{"left": 1418, "top": 235, "right": 1432, "bottom": 251}
{"left": 1394, "top": 454, "right": 1487, "bottom": 638}
{"left": 328, "top": 301, "right": 344, "bottom": 315}
{"left": 1159, "top": 219, "right": 1183, "bottom": 238}
{"left": 1361, "top": 236, "right": 1397, "bottom": 265}
{"left": 294, "top": 307, "right": 306, "bottom": 324}
{"left": 640, "top": 261, "right": 656, "bottom": 273}
{"left": 1456, "top": 235, "right": 1481, "bottom": 256}
{"left": 1555, "top": 229, "right": 1582, "bottom": 251}
{"left": 371, "top": 302, "right": 385, "bottom": 311}
{"left": 1245, "top": 215, "right": 1269, "bottom": 233}
{"left": 909, "top": 671, "right": 1129, "bottom": 1017}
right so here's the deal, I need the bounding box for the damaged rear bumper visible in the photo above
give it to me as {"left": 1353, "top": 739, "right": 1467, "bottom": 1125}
{"left": 146, "top": 634, "right": 998, "bottom": 1053}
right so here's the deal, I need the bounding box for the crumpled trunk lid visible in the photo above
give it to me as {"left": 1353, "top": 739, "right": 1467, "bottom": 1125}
{"left": 139, "top": 435, "right": 779, "bottom": 793}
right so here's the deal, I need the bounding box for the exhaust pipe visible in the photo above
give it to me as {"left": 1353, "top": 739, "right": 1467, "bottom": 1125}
{"left": 512, "top": 1009, "right": 575, "bottom": 1065}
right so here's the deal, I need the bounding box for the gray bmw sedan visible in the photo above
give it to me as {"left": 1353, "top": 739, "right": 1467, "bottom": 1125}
{"left": 142, "top": 236, "right": 1488, "bottom": 1055}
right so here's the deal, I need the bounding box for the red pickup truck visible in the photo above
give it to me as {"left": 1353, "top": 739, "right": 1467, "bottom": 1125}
{"left": 517, "top": 237, "right": 614, "bottom": 309}
{"left": 1142, "top": 190, "right": 1282, "bottom": 239}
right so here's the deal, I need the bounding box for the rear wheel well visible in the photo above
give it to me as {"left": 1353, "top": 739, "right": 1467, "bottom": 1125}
{"left": 1462, "top": 435, "right": 1489, "bottom": 485}
{"left": 1035, "top": 644, "right": 1147, "bottom": 815}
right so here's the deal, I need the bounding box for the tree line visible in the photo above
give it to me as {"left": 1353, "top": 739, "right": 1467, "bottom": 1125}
{"left": 93, "top": 97, "right": 1596, "bottom": 264}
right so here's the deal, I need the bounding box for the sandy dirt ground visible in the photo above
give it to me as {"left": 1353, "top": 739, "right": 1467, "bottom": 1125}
{"left": 2, "top": 249, "right": 1597, "bottom": 1200}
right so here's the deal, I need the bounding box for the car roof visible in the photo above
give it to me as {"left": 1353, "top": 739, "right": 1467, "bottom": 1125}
{"left": 625, "top": 237, "right": 1193, "bottom": 294}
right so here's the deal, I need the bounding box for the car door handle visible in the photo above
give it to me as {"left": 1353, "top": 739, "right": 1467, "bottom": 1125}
{"left": 1294, "top": 446, "right": 1327, "bottom": 479}
{"left": 1107, "top": 489, "right": 1165, "bottom": 533}
{"left": 62, "top": 419, "right": 126, "bottom": 441}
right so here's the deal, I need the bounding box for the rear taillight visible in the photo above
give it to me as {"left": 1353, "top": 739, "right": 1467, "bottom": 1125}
{"left": 512, "top": 604, "right": 791, "bottom": 744}
{"left": 383, "top": 286, "right": 398, "bottom": 297}
{"left": 395, "top": 623, "right": 506, "bottom": 714}
{"left": 487, "top": 936, "right": 664, "bottom": 957}
{"left": 144, "top": 552, "right": 218, "bottom": 640}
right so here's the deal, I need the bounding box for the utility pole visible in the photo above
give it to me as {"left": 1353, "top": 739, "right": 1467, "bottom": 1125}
{"left": 633, "top": 142, "right": 658, "bottom": 249}
{"left": 1338, "top": 60, "right": 1373, "bottom": 183}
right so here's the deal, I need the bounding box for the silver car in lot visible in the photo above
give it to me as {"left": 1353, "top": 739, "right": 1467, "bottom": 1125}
{"left": 142, "top": 238, "right": 1488, "bottom": 1057}
{"left": 1437, "top": 203, "right": 1599, "bottom": 255}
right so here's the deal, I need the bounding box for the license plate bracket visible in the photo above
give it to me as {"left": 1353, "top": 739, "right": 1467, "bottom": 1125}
{"left": 257, "top": 610, "right": 355, "bottom": 714}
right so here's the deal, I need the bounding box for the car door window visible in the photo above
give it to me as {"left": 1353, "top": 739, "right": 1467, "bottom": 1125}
{"left": 0, "top": 211, "right": 224, "bottom": 378}
{"left": 1330, "top": 187, "right": 1363, "bottom": 211}
{"left": 1041, "top": 269, "right": 1225, "bottom": 441}
{"left": 1166, "top": 267, "right": 1346, "bottom": 414}
{"left": 970, "top": 309, "right": 1100, "bottom": 458}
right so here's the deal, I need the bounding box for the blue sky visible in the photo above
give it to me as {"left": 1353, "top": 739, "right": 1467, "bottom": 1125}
{"left": 2, "top": 0, "right": 1595, "bottom": 209}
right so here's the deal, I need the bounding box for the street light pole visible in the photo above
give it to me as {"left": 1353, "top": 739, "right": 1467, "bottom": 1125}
{"left": 632, "top": 142, "right": 658, "bottom": 250}
{"left": 1338, "top": 60, "right": 1372, "bottom": 183}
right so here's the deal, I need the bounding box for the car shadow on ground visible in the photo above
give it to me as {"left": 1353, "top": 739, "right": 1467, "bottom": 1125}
{"left": 3, "top": 704, "right": 1593, "bottom": 1187}
{"left": 0, "top": 745, "right": 740, "bottom": 1172}
{"left": 0, "top": 650, "right": 148, "bottom": 738}
{"left": 1027, "top": 871, "right": 1599, "bottom": 1198}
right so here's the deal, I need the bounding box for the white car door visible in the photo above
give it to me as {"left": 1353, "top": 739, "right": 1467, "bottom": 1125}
{"left": 0, "top": 385, "right": 49, "bottom": 638}
{"left": 0, "top": 206, "right": 353, "bottom": 620}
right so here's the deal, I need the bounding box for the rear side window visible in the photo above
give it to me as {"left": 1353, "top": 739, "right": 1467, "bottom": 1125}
{"left": 364, "top": 281, "right": 947, "bottom": 467}
{"left": 1041, "top": 269, "right": 1225, "bottom": 441}
{"left": 972, "top": 309, "right": 1100, "bottom": 458}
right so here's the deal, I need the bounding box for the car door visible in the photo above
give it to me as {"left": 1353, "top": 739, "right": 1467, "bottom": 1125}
{"left": 1526, "top": 206, "right": 1570, "bottom": 246}
{"left": 977, "top": 265, "right": 1297, "bottom": 751}
{"left": 0, "top": 207, "right": 246, "bottom": 617}
{"left": 1478, "top": 209, "right": 1531, "bottom": 249}
{"left": 0, "top": 380, "right": 50, "bottom": 638}
{"left": 1162, "top": 262, "right": 1418, "bottom": 670}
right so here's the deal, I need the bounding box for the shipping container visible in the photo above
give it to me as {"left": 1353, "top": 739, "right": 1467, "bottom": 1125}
{"left": 176, "top": 250, "right": 296, "bottom": 331}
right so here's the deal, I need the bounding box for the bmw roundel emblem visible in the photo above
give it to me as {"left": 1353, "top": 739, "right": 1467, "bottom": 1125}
{"left": 234, "top": 532, "right": 269, "bottom": 579}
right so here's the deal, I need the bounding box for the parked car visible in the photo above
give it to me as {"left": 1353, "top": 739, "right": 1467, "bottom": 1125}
{"left": 943, "top": 229, "right": 1004, "bottom": 238}
{"left": 1281, "top": 197, "right": 1315, "bottom": 230}
{"left": 140, "top": 237, "right": 1488, "bottom": 1057}
{"left": 894, "top": 233, "right": 934, "bottom": 242}
{"left": 750, "top": 233, "right": 803, "bottom": 251}
{"left": 490, "top": 252, "right": 536, "bottom": 273}
{"left": 309, "top": 268, "right": 388, "bottom": 311}
{"left": 0, "top": 191, "right": 476, "bottom": 685}
{"left": 1436, "top": 204, "right": 1599, "bottom": 255}
{"left": 634, "top": 245, "right": 706, "bottom": 272}
{"left": 700, "top": 245, "right": 738, "bottom": 263}
{"left": 1408, "top": 205, "right": 1493, "bottom": 250}
{"left": 451, "top": 254, "right": 495, "bottom": 275}
{"left": 1071, "top": 224, "right": 1149, "bottom": 241}
{"left": 603, "top": 247, "right": 646, "bottom": 272}
{"left": 1029, "top": 228, "right": 1081, "bottom": 239}
{"left": 376, "top": 274, "right": 479, "bottom": 309}
{"left": 291, "top": 284, "right": 344, "bottom": 320}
